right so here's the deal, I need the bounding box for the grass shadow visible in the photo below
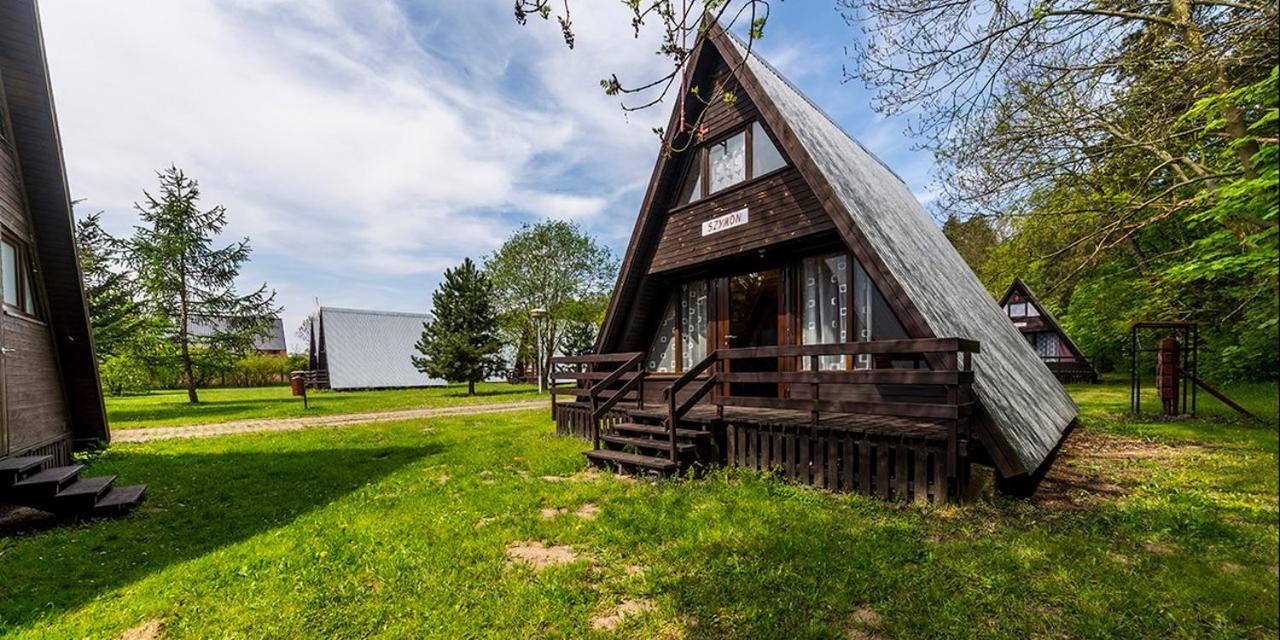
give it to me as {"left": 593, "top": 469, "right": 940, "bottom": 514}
{"left": 0, "top": 442, "right": 437, "bottom": 630}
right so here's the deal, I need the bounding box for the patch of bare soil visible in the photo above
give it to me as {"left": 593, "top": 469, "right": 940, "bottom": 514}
{"left": 1033, "top": 427, "right": 1203, "bottom": 510}
{"left": 591, "top": 599, "right": 655, "bottom": 632}
{"left": 505, "top": 541, "right": 581, "bottom": 569}
{"left": 119, "top": 619, "right": 165, "bottom": 640}
{"left": 845, "top": 605, "right": 885, "bottom": 640}
{"left": 540, "top": 507, "right": 567, "bottom": 519}
{"left": 0, "top": 504, "right": 64, "bottom": 536}
{"left": 574, "top": 503, "right": 600, "bottom": 519}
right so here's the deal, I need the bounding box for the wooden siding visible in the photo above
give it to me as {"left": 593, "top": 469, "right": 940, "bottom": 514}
{"left": 0, "top": 1, "right": 108, "bottom": 444}
{"left": 649, "top": 167, "right": 834, "bottom": 274}
{"left": 3, "top": 314, "right": 71, "bottom": 452}
{"left": 0, "top": 137, "right": 31, "bottom": 239}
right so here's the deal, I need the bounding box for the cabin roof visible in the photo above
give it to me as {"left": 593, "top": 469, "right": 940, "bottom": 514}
{"left": 317, "top": 306, "right": 441, "bottom": 390}
{"left": 722, "top": 32, "right": 1077, "bottom": 475}
{"left": 187, "top": 315, "right": 288, "bottom": 353}
{"left": 0, "top": 0, "right": 107, "bottom": 442}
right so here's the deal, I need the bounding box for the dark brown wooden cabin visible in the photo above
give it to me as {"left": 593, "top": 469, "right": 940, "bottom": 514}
{"left": 999, "top": 279, "right": 1098, "bottom": 384}
{"left": 0, "top": 1, "right": 144, "bottom": 517}
{"left": 550, "top": 24, "right": 1078, "bottom": 502}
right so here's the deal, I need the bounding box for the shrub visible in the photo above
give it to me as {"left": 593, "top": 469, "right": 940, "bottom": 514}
{"left": 99, "top": 353, "right": 149, "bottom": 396}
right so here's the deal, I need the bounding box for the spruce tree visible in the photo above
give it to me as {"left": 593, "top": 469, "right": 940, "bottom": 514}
{"left": 74, "top": 209, "right": 145, "bottom": 361}
{"left": 129, "top": 166, "right": 278, "bottom": 403}
{"left": 413, "top": 258, "right": 503, "bottom": 396}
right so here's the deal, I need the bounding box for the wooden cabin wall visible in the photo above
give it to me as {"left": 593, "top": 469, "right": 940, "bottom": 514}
{"left": 0, "top": 125, "right": 72, "bottom": 457}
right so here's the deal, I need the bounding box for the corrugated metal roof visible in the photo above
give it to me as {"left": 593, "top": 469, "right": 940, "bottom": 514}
{"left": 188, "top": 315, "right": 288, "bottom": 352}
{"left": 728, "top": 35, "right": 1078, "bottom": 475}
{"left": 319, "top": 306, "right": 442, "bottom": 390}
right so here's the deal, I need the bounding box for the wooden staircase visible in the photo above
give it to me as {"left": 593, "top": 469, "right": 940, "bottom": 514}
{"left": 585, "top": 414, "right": 715, "bottom": 476}
{"left": 0, "top": 455, "right": 147, "bottom": 518}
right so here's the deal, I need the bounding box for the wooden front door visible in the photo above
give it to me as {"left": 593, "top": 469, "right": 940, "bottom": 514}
{"left": 721, "top": 269, "right": 781, "bottom": 397}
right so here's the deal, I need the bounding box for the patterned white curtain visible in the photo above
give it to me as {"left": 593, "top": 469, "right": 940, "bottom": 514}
{"left": 802, "top": 254, "right": 850, "bottom": 370}
{"left": 680, "top": 280, "right": 708, "bottom": 370}
{"left": 647, "top": 295, "right": 678, "bottom": 373}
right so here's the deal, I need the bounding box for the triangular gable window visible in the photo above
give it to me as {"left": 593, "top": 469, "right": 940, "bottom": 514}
{"left": 677, "top": 159, "right": 702, "bottom": 206}
{"left": 672, "top": 121, "right": 788, "bottom": 210}
{"left": 752, "top": 122, "right": 785, "bottom": 176}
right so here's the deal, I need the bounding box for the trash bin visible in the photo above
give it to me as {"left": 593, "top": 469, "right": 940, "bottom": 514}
{"left": 290, "top": 371, "right": 306, "bottom": 397}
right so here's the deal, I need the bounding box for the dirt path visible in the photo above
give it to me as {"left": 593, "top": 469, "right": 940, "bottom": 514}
{"left": 112, "top": 400, "right": 546, "bottom": 443}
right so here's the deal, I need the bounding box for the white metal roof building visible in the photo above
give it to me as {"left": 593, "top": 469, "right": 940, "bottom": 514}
{"left": 311, "top": 306, "right": 443, "bottom": 390}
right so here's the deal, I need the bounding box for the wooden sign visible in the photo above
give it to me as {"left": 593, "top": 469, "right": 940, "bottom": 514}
{"left": 701, "top": 208, "right": 749, "bottom": 236}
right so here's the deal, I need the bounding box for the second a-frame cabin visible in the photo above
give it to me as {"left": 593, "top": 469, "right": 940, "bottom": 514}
{"left": 550, "top": 24, "right": 1077, "bottom": 501}
{"left": 999, "top": 279, "right": 1099, "bottom": 384}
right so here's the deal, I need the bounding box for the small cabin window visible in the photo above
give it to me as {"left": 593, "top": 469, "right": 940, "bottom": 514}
{"left": 1, "top": 236, "right": 40, "bottom": 318}
{"left": 674, "top": 122, "right": 789, "bottom": 208}
{"left": 752, "top": 122, "right": 786, "bottom": 176}
{"left": 1007, "top": 302, "right": 1027, "bottom": 318}
{"left": 708, "top": 130, "right": 746, "bottom": 193}
{"left": 677, "top": 160, "right": 702, "bottom": 206}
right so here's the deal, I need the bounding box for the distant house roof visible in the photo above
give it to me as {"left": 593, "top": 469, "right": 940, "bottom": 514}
{"left": 317, "top": 306, "right": 442, "bottom": 390}
{"left": 188, "top": 315, "right": 288, "bottom": 352}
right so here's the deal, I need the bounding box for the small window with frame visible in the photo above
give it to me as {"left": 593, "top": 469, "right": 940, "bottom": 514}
{"left": 1, "top": 236, "right": 41, "bottom": 319}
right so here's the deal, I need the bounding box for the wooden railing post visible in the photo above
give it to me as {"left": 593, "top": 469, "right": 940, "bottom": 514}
{"left": 809, "top": 354, "right": 820, "bottom": 436}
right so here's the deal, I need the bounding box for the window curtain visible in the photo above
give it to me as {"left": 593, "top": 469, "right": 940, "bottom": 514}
{"left": 647, "top": 294, "right": 678, "bottom": 373}
{"left": 802, "top": 254, "right": 849, "bottom": 370}
{"left": 680, "top": 280, "right": 708, "bottom": 370}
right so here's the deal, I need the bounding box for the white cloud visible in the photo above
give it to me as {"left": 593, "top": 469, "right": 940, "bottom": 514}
{"left": 40, "top": 0, "right": 671, "bottom": 347}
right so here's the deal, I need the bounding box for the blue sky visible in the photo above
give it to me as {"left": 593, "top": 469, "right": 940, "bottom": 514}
{"left": 40, "top": 1, "right": 935, "bottom": 351}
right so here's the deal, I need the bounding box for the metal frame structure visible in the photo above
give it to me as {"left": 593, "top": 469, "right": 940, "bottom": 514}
{"left": 1130, "top": 322, "right": 1199, "bottom": 417}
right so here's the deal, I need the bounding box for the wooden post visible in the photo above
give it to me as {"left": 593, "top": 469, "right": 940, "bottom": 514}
{"left": 1157, "top": 338, "right": 1180, "bottom": 416}
{"left": 667, "top": 384, "right": 679, "bottom": 463}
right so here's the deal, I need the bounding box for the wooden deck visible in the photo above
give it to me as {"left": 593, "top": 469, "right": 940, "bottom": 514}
{"left": 550, "top": 338, "right": 978, "bottom": 502}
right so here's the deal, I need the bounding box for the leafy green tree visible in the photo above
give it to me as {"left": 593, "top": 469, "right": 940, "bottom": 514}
{"left": 560, "top": 321, "right": 598, "bottom": 357}
{"left": 413, "top": 258, "right": 504, "bottom": 396}
{"left": 74, "top": 208, "right": 146, "bottom": 361}
{"left": 485, "top": 221, "right": 617, "bottom": 390}
{"left": 129, "top": 165, "right": 279, "bottom": 403}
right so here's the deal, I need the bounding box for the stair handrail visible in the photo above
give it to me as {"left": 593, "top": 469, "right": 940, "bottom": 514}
{"left": 589, "top": 352, "right": 646, "bottom": 451}
{"left": 661, "top": 350, "right": 720, "bottom": 462}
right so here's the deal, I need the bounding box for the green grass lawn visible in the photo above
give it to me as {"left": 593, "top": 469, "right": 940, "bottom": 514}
{"left": 2, "top": 380, "right": 1276, "bottom": 639}
{"left": 104, "top": 382, "right": 542, "bottom": 429}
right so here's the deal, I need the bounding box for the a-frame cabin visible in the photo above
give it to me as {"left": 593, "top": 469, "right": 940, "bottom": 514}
{"left": 550, "top": 23, "right": 1077, "bottom": 501}
{"left": 0, "top": 0, "right": 146, "bottom": 516}
{"left": 999, "top": 278, "right": 1098, "bottom": 384}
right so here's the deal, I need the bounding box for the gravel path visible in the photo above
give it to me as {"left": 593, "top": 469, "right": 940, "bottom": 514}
{"left": 112, "top": 400, "right": 546, "bottom": 443}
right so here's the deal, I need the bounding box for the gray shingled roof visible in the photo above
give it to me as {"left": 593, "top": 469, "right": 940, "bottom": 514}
{"left": 188, "top": 316, "right": 288, "bottom": 353}
{"left": 729, "top": 36, "right": 1078, "bottom": 475}
{"left": 319, "top": 307, "right": 442, "bottom": 390}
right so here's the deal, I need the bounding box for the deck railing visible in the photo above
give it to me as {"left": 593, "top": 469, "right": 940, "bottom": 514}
{"left": 549, "top": 352, "right": 647, "bottom": 449}
{"left": 664, "top": 337, "right": 980, "bottom": 472}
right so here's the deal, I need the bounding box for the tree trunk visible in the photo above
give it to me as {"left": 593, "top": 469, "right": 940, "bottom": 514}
{"left": 467, "top": 379, "right": 476, "bottom": 396}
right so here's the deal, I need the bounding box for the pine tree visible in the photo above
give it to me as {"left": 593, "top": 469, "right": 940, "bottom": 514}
{"left": 412, "top": 258, "right": 503, "bottom": 396}
{"left": 129, "top": 166, "right": 279, "bottom": 403}
{"left": 74, "top": 208, "right": 145, "bottom": 361}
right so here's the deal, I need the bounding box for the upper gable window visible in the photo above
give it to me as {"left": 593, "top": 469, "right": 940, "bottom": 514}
{"left": 708, "top": 130, "right": 747, "bottom": 193}
{"left": 673, "top": 121, "right": 788, "bottom": 209}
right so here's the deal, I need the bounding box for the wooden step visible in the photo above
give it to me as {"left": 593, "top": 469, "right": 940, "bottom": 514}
{"left": 611, "top": 422, "right": 711, "bottom": 440}
{"left": 0, "top": 455, "right": 51, "bottom": 486}
{"left": 585, "top": 449, "right": 679, "bottom": 473}
{"left": 54, "top": 475, "right": 116, "bottom": 510}
{"left": 93, "top": 484, "right": 148, "bottom": 515}
{"left": 600, "top": 434, "right": 696, "bottom": 455}
{"left": 10, "top": 465, "right": 83, "bottom": 499}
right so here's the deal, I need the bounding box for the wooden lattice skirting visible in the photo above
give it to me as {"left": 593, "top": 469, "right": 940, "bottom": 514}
{"left": 552, "top": 403, "right": 627, "bottom": 439}
{"left": 726, "top": 423, "right": 965, "bottom": 503}
{"left": 9, "top": 435, "right": 74, "bottom": 467}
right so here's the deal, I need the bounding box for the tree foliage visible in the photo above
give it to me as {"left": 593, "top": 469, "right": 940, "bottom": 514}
{"left": 73, "top": 208, "right": 146, "bottom": 361}
{"left": 840, "top": 0, "right": 1278, "bottom": 381}
{"left": 129, "top": 166, "right": 279, "bottom": 402}
{"left": 413, "top": 258, "right": 504, "bottom": 395}
{"left": 485, "top": 220, "right": 617, "bottom": 388}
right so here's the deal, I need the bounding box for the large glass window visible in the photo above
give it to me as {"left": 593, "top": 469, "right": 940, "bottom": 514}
{"left": 680, "top": 280, "right": 709, "bottom": 370}
{"left": 708, "top": 131, "right": 746, "bottom": 193}
{"left": 801, "top": 254, "right": 849, "bottom": 370}
{"left": 647, "top": 280, "right": 710, "bottom": 373}
{"left": 752, "top": 122, "right": 786, "bottom": 176}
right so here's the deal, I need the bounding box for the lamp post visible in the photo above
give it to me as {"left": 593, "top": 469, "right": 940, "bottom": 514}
{"left": 531, "top": 308, "right": 548, "bottom": 394}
